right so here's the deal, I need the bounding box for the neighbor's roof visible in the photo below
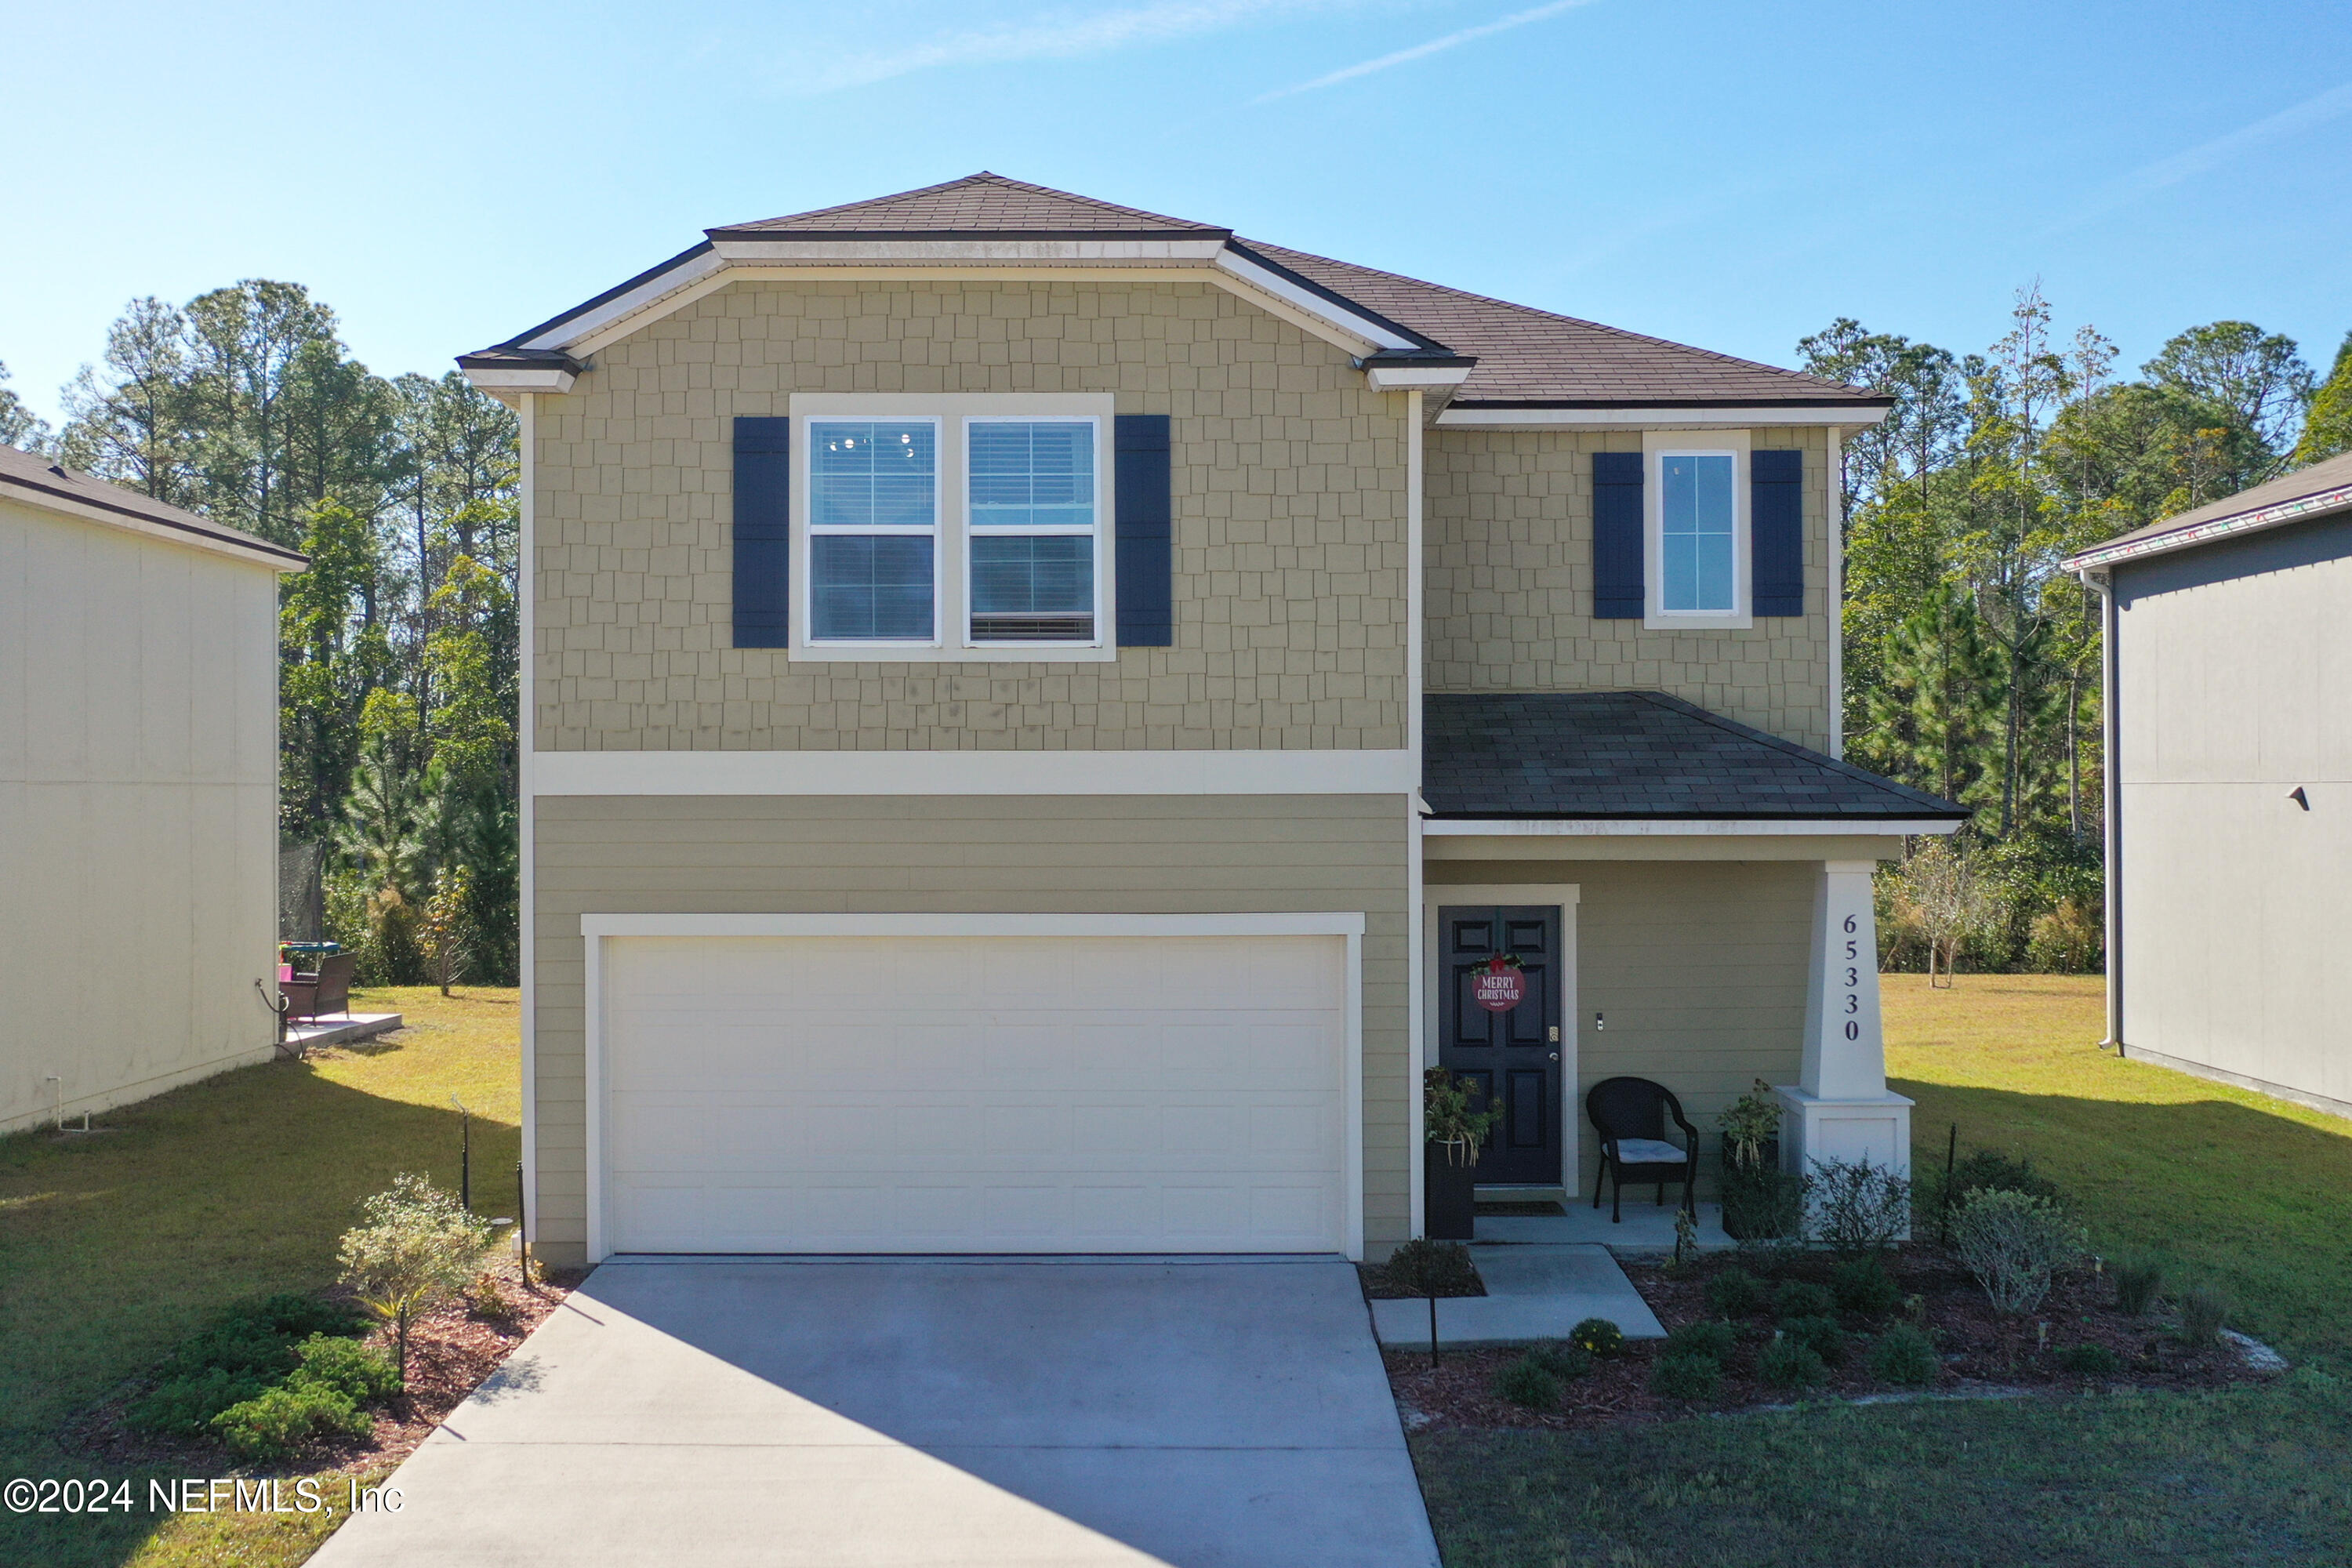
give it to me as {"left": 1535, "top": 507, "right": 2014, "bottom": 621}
{"left": 1421, "top": 691, "right": 1969, "bottom": 822}
{"left": 2063, "top": 448, "right": 2352, "bottom": 572}
{"left": 476, "top": 172, "right": 1889, "bottom": 412}
{"left": 0, "top": 445, "right": 307, "bottom": 569}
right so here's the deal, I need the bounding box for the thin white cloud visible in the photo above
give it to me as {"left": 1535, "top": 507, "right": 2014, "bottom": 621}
{"left": 2055, "top": 80, "right": 2352, "bottom": 230}
{"left": 1254, "top": 0, "right": 1600, "bottom": 103}
{"left": 800, "top": 0, "right": 1341, "bottom": 94}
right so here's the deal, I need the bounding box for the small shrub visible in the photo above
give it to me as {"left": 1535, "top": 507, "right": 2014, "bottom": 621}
{"left": 1385, "top": 1238, "right": 1479, "bottom": 1298}
{"left": 338, "top": 1174, "right": 494, "bottom": 1377}
{"left": 2177, "top": 1283, "right": 2229, "bottom": 1348}
{"left": 1650, "top": 1352, "right": 1723, "bottom": 1401}
{"left": 1780, "top": 1314, "right": 1848, "bottom": 1367}
{"left": 2027, "top": 898, "right": 2102, "bottom": 974}
{"left": 1759, "top": 1334, "right": 1828, "bottom": 1389}
{"left": 1807, "top": 1157, "right": 1911, "bottom": 1254}
{"left": 1831, "top": 1257, "right": 1901, "bottom": 1316}
{"left": 210, "top": 1384, "right": 372, "bottom": 1462}
{"left": 1492, "top": 1357, "right": 1562, "bottom": 1410}
{"left": 288, "top": 1334, "right": 402, "bottom": 1405}
{"left": 1773, "top": 1280, "right": 1835, "bottom": 1320}
{"left": 1721, "top": 1165, "right": 1808, "bottom": 1242}
{"left": 1868, "top": 1324, "right": 1940, "bottom": 1386}
{"left": 1525, "top": 1340, "right": 1593, "bottom": 1381}
{"left": 1705, "top": 1266, "right": 1769, "bottom": 1318}
{"left": 2113, "top": 1254, "right": 2165, "bottom": 1317}
{"left": 468, "top": 1272, "right": 515, "bottom": 1321}
{"left": 1569, "top": 1318, "right": 1624, "bottom": 1357}
{"left": 128, "top": 1367, "right": 272, "bottom": 1436}
{"left": 1664, "top": 1320, "right": 1737, "bottom": 1365}
{"left": 1950, "top": 1189, "right": 2087, "bottom": 1315}
{"left": 2060, "top": 1341, "right": 2121, "bottom": 1377}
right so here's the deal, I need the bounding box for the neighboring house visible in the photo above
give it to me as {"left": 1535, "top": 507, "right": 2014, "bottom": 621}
{"left": 2063, "top": 452, "right": 2352, "bottom": 1117}
{"left": 0, "top": 445, "right": 306, "bottom": 1135}
{"left": 459, "top": 173, "right": 1965, "bottom": 1267}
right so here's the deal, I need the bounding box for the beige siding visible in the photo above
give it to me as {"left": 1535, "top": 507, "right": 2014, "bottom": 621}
{"left": 1429, "top": 858, "right": 1812, "bottom": 1194}
{"left": 533, "top": 279, "right": 1407, "bottom": 754}
{"left": 0, "top": 495, "right": 281, "bottom": 1134}
{"left": 1424, "top": 427, "right": 1835, "bottom": 751}
{"left": 532, "top": 793, "right": 1413, "bottom": 1266}
{"left": 2115, "top": 517, "right": 2352, "bottom": 1110}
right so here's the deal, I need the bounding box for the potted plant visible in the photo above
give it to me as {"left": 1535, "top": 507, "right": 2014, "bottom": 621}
{"left": 1424, "top": 1068, "right": 1501, "bottom": 1240}
{"left": 1716, "top": 1079, "right": 1802, "bottom": 1240}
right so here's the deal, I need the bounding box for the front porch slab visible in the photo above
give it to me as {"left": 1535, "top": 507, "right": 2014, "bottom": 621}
{"left": 283, "top": 1014, "right": 402, "bottom": 1051}
{"left": 1474, "top": 1200, "right": 1734, "bottom": 1254}
{"left": 1370, "top": 1244, "right": 1664, "bottom": 1348}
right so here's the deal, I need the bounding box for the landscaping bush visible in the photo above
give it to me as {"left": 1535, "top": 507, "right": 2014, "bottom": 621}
{"left": 1650, "top": 1352, "right": 1722, "bottom": 1401}
{"left": 2178, "top": 1283, "right": 2230, "bottom": 1348}
{"left": 1779, "top": 1314, "right": 1848, "bottom": 1367}
{"left": 1525, "top": 1340, "right": 1592, "bottom": 1381}
{"left": 468, "top": 1270, "right": 515, "bottom": 1321}
{"left": 1773, "top": 1279, "right": 1835, "bottom": 1320}
{"left": 2060, "top": 1341, "right": 2121, "bottom": 1377}
{"left": 1704, "top": 1267, "right": 1768, "bottom": 1318}
{"left": 1569, "top": 1318, "right": 1624, "bottom": 1357}
{"left": 1806, "top": 1156, "right": 1911, "bottom": 1254}
{"left": 1923, "top": 1148, "right": 2063, "bottom": 1240}
{"left": 289, "top": 1333, "right": 402, "bottom": 1405}
{"left": 1492, "top": 1356, "right": 1561, "bottom": 1410}
{"left": 1385, "top": 1238, "right": 1479, "bottom": 1297}
{"left": 1867, "top": 1324, "right": 1940, "bottom": 1386}
{"left": 1721, "top": 1165, "right": 1807, "bottom": 1242}
{"left": 210, "top": 1383, "right": 374, "bottom": 1462}
{"left": 339, "top": 1173, "right": 494, "bottom": 1377}
{"left": 1831, "top": 1256, "right": 1901, "bottom": 1316}
{"left": 1950, "top": 1188, "right": 2087, "bottom": 1315}
{"left": 1663, "top": 1320, "right": 1737, "bottom": 1365}
{"left": 127, "top": 1367, "right": 274, "bottom": 1437}
{"left": 2113, "top": 1253, "right": 2165, "bottom": 1317}
{"left": 1759, "top": 1334, "right": 1828, "bottom": 1388}
{"left": 126, "top": 1294, "right": 371, "bottom": 1437}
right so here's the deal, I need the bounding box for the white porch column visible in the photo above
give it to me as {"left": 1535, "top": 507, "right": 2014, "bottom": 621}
{"left": 1777, "top": 858, "right": 1912, "bottom": 1180}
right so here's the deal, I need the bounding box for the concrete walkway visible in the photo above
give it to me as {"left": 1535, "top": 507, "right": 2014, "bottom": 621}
{"left": 310, "top": 1256, "right": 1438, "bottom": 1568}
{"left": 1370, "top": 1244, "right": 1666, "bottom": 1348}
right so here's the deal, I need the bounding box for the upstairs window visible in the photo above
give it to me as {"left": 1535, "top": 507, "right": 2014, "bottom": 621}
{"left": 967, "top": 419, "right": 1098, "bottom": 644}
{"left": 1657, "top": 451, "right": 1737, "bottom": 615}
{"left": 808, "top": 419, "right": 938, "bottom": 642}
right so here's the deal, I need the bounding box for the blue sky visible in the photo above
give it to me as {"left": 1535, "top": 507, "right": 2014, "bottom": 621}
{"left": 5, "top": 0, "right": 2349, "bottom": 426}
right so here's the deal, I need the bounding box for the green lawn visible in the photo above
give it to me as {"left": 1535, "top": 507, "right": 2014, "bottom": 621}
{"left": 1414, "top": 973, "right": 2352, "bottom": 1567}
{"left": 0, "top": 987, "right": 520, "bottom": 1568}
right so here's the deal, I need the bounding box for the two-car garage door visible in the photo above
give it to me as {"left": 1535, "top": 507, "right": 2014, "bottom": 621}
{"left": 598, "top": 931, "right": 1349, "bottom": 1254}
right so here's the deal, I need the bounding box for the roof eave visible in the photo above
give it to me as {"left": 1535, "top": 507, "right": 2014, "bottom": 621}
{"left": 2063, "top": 482, "right": 2352, "bottom": 574}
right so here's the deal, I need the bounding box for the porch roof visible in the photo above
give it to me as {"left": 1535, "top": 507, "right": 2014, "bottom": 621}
{"left": 1421, "top": 691, "right": 1969, "bottom": 822}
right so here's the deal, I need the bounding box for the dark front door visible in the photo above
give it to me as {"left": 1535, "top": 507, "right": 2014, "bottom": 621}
{"left": 1439, "top": 906, "right": 1564, "bottom": 1187}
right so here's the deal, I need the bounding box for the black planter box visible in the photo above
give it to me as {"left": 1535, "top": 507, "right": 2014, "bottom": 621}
{"left": 1425, "top": 1143, "right": 1477, "bottom": 1240}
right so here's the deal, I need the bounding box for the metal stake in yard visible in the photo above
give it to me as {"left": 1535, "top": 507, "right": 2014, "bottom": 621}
{"left": 451, "top": 1094, "right": 472, "bottom": 1211}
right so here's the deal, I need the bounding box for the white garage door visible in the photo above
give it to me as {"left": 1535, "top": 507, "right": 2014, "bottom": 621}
{"left": 600, "top": 932, "right": 1348, "bottom": 1254}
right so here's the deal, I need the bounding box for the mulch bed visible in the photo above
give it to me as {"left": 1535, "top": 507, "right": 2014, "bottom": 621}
{"left": 71, "top": 1254, "right": 580, "bottom": 1476}
{"left": 1381, "top": 1246, "right": 2283, "bottom": 1435}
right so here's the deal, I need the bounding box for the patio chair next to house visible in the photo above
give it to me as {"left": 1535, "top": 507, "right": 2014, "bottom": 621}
{"left": 1587, "top": 1076, "right": 1700, "bottom": 1223}
{"left": 287, "top": 952, "right": 357, "bottom": 1024}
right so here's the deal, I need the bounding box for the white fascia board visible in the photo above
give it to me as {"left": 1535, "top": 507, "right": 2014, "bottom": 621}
{"left": 1421, "top": 817, "right": 1960, "bottom": 837}
{"left": 1366, "top": 364, "right": 1473, "bottom": 391}
{"left": 710, "top": 237, "right": 1227, "bottom": 264}
{"left": 579, "top": 911, "right": 1367, "bottom": 940}
{"left": 460, "top": 367, "right": 577, "bottom": 397}
{"left": 1214, "top": 249, "right": 1418, "bottom": 354}
{"left": 1436, "top": 405, "right": 1892, "bottom": 430}
{"left": 518, "top": 247, "right": 728, "bottom": 352}
{"left": 533, "top": 747, "right": 1416, "bottom": 797}
{"left": 2063, "top": 483, "right": 2352, "bottom": 572}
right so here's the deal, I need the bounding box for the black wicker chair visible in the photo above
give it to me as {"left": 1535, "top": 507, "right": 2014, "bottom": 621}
{"left": 1586, "top": 1076, "right": 1699, "bottom": 1223}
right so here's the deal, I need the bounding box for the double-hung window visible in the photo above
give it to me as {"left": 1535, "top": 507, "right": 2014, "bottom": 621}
{"left": 1656, "top": 449, "right": 1738, "bottom": 616}
{"left": 966, "top": 418, "right": 1098, "bottom": 644}
{"left": 807, "top": 419, "right": 938, "bottom": 643}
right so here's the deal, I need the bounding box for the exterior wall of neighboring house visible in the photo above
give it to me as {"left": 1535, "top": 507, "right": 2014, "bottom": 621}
{"left": 532, "top": 278, "right": 1408, "bottom": 753}
{"left": 1428, "top": 852, "right": 1820, "bottom": 1197}
{"left": 1423, "top": 426, "right": 1835, "bottom": 752}
{"left": 529, "top": 793, "right": 1413, "bottom": 1265}
{"left": 0, "top": 492, "right": 281, "bottom": 1135}
{"left": 2112, "top": 512, "right": 2352, "bottom": 1113}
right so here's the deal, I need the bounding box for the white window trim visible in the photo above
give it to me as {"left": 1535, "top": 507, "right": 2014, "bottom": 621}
{"left": 788, "top": 393, "right": 1117, "bottom": 663}
{"left": 961, "top": 413, "right": 1105, "bottom": 652}
{"left": 799, "top": 414, "right": 943, "bottom": 649}
{"left": 1642, "top": 427, "right": 1752, "bottom": 630}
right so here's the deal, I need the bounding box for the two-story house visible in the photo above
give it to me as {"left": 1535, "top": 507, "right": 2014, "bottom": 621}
{"left": 460, "top": 174, "right": 1965, "bottom": 1268}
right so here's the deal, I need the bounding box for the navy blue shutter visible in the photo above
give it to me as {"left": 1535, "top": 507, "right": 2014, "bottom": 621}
{"left": 732, "top": 416, "right": 790, "bottom": 647}
{"left": 1114, "top": 414, "right": 1173, "bottom": 646}
{"left": 1751, "top": 448, "right": 1803, "bottom": 617}
{"left": 1592, "top": 450, "right": 1644, "bottom": 619}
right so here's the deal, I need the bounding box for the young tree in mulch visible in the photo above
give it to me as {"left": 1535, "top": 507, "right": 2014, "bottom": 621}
{"left": 1386, "top": 1239, "right": 1479, "bottom": 1368}
{"left": 338, "top": 1173, "right": 493, "bottom": 1380}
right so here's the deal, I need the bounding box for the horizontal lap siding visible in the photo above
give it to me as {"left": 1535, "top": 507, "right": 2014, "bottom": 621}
{"left": 532, "top": 793, "right": 1413, "bottom": 1265}
{"left": 1430, "top": 858, "right": 1811, "bottom": 1195}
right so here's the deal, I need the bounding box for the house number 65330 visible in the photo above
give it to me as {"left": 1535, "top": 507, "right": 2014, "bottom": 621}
{"left": 1841, "top": 914, "right": 1861, "bottom": 1038}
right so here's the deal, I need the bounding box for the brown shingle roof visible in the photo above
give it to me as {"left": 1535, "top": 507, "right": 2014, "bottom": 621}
{"left": 712, "top": 172, "right": 1229, "bottom": 241}
{"left": 2064, "top": 448, "right": 2352, "bottom": 569}
{"left": 1238, "top": 238, "right": 1886, "bottom": 408}
{"left": 0, "top": 444, "right": 307, "bottom": 566}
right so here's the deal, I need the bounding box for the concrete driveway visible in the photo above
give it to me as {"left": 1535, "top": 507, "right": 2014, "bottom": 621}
{"left": 309, "top": 1255, "right": 1439, "bottom": 1568}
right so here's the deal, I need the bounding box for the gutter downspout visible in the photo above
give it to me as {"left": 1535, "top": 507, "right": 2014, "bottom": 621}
{"left": 2080, "top": 566, "right": 2122, "bottom": 1053}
